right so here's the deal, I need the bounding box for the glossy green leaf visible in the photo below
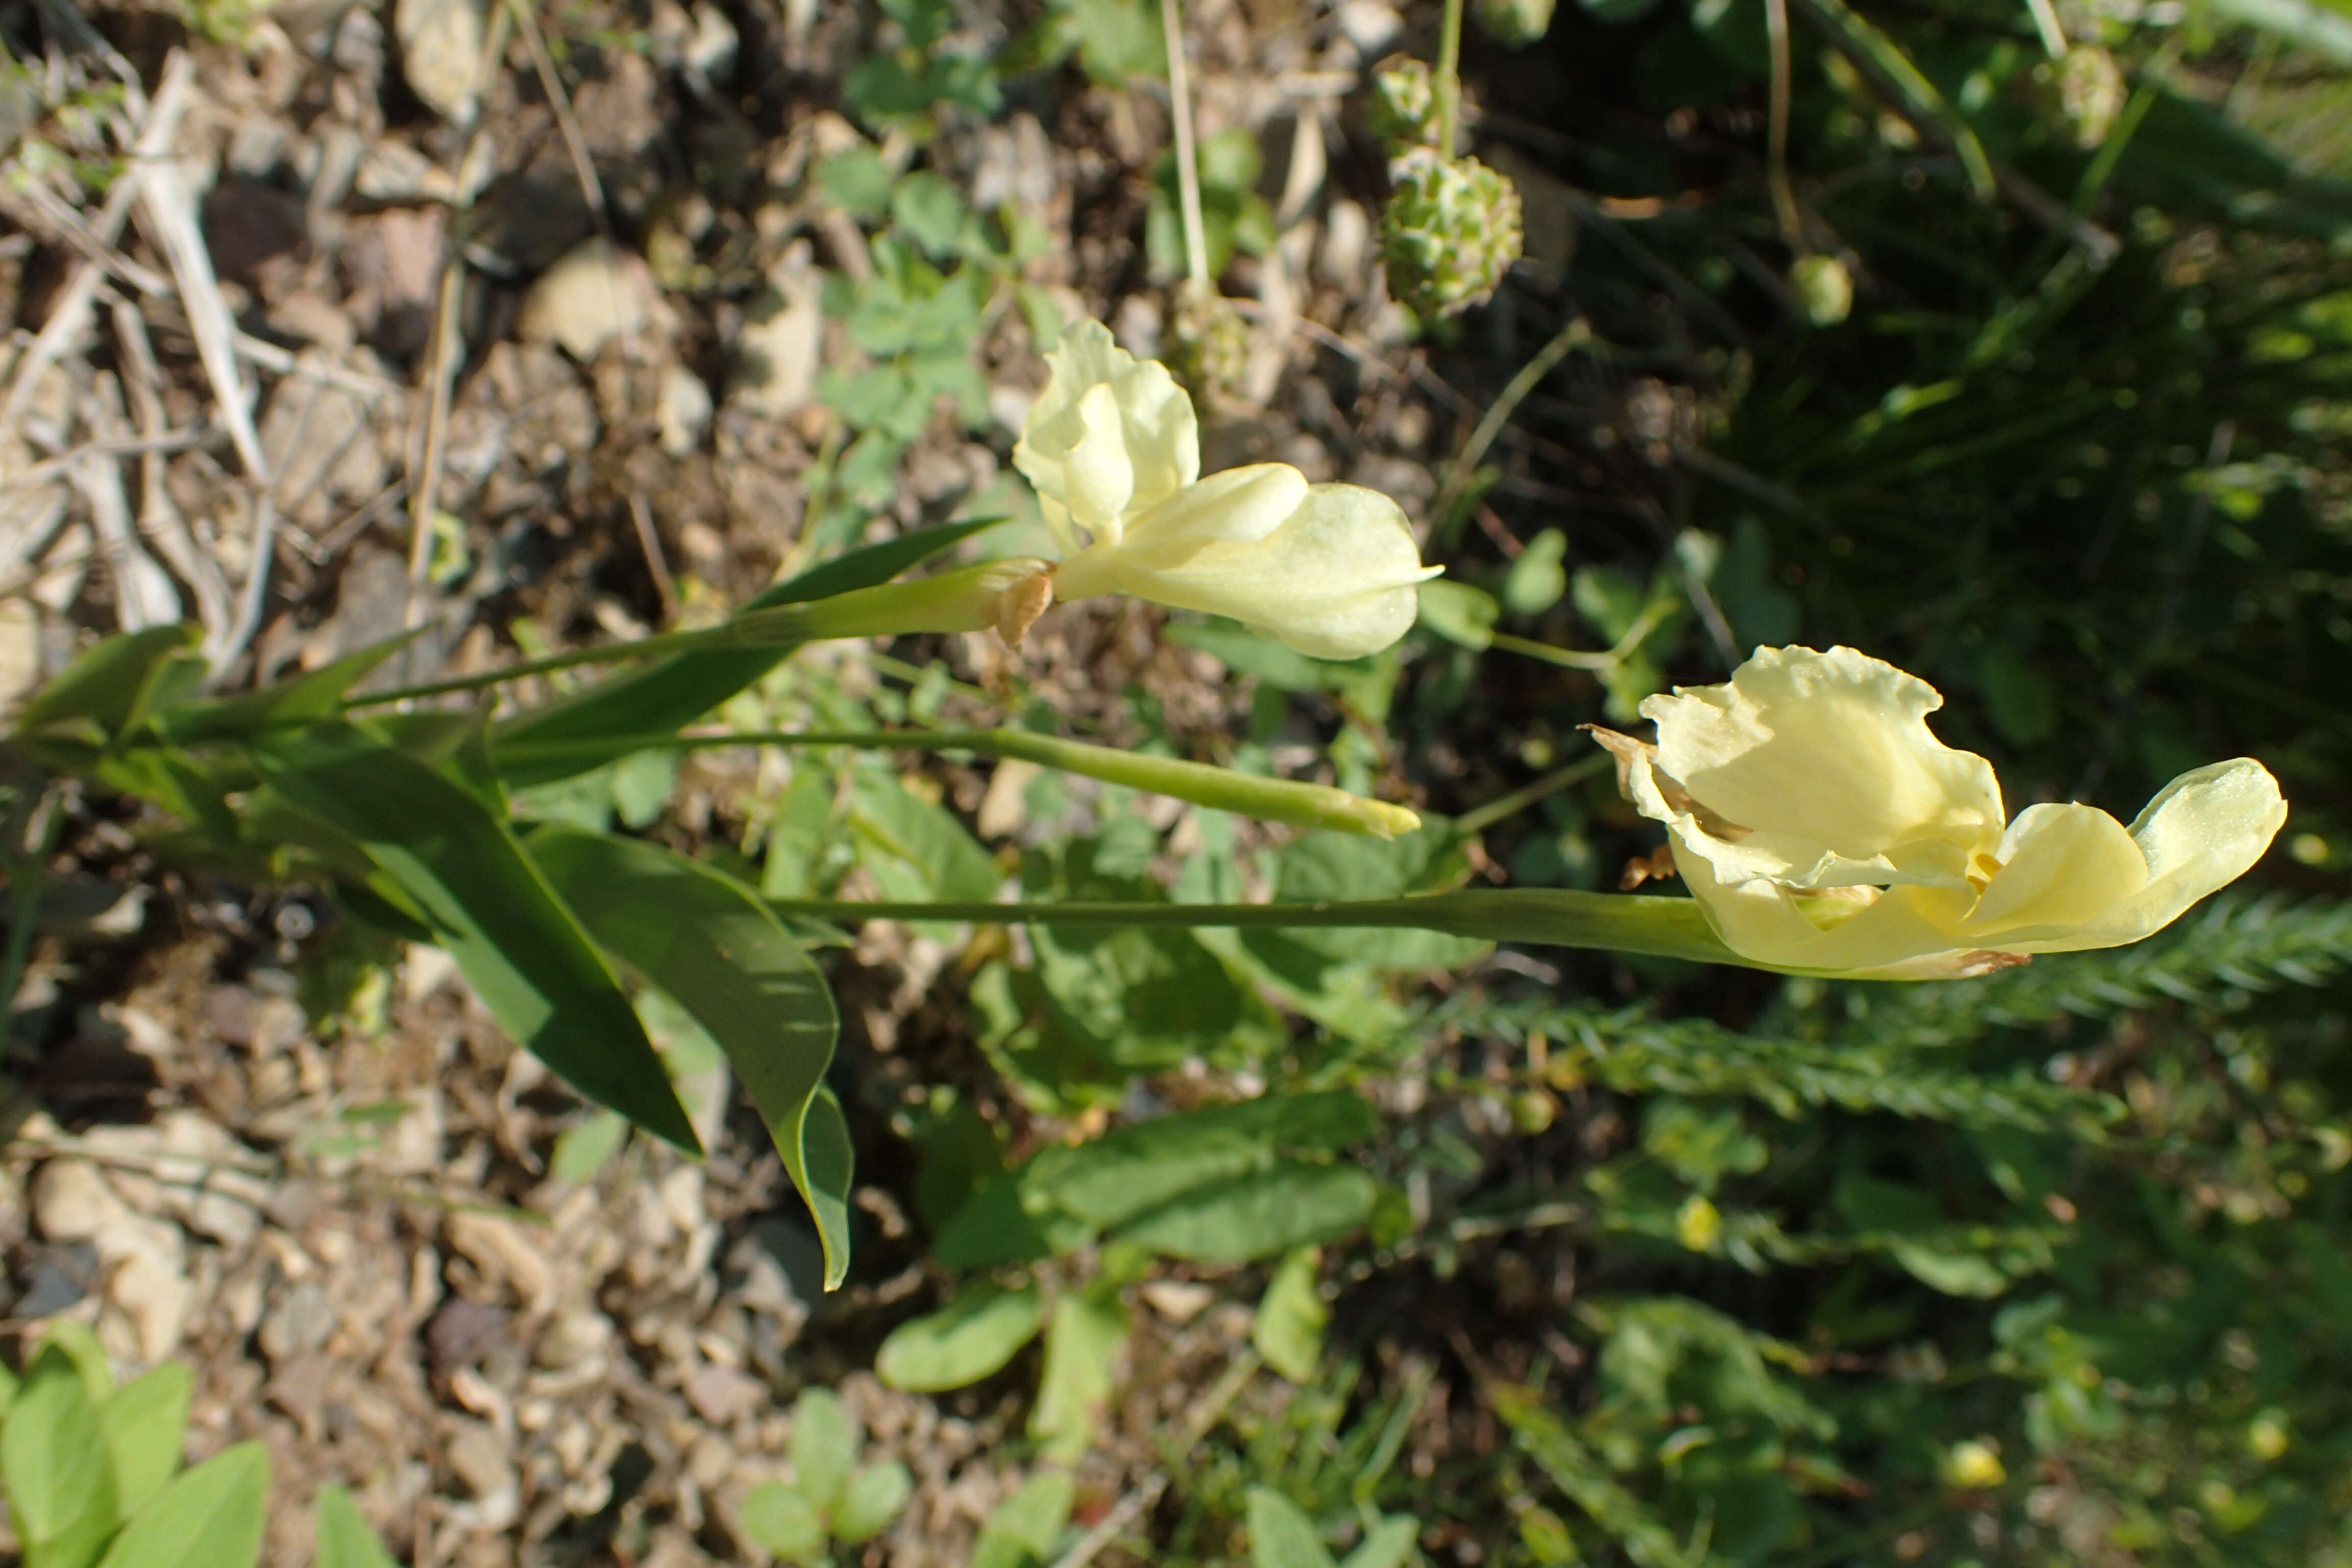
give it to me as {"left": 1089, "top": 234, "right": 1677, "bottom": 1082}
{"left": 97, "top": 1361, "right": 190, "bottom": 1516}
{"left": 1247, "top": 1488, "right": 1337, "bottom": 1568}
{"left": 1116, "top": 1161, "right": 1383, "bottom": 1263}
{"left": 1252, "top": 1248, "right": 1329, "bottom": 1382}
{"left": 312, "top": 1486, "right": 398, "bottom": 1568}
{"left": 527, "top": 826, "right": 845, "bottom": 1281}
{"left": 1028, "top": 1285, "right": 1128, "bottom": 1460}
{"left": 3, "top": 1345, "right": 118, "bottom": 1568}
{"left": 834, "top": 1461, "right": 914, "bottom": 1544}
{"left": 249, "top": 721, "right": 697, "bottom": 1153}
{"left": 491, "top": 517, "right": 1004, "bottom": 787}
{"left": 93, "top": 1442, "right": 267, "bottom": 1568}
{"left": 876, "top": 1281, "right": 1047, "bottom": 1392}
{"left": 790, "top": 1388, "right": 858, "bottom": 1518}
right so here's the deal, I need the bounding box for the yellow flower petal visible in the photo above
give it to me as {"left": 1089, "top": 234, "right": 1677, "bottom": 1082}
{"left": 1641, "top": 646, "right": 2004, "bottom": 891}
{"left": 1011, "top": 320, "right": 1197, "bottom": 552}
{"left": 1089, "top": 482, "right": 1439, "bottom": 660}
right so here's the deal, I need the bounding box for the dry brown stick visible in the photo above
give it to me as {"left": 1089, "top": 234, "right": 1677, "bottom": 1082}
{"left": 77, "top": 372, "right": 184, "bottom": 629}
{"left": 0, "top": 428, "right": 216, "bottom": 496}
{"left": 628, "top": 493, "right": 678, "bottom": 618}
{"left": 112, "top": 299, "right": 236, "bottom": 640}
{"left": 506, "top": 0, "right": 608, "bottom": 228}
{"left": 0, "top": 54, "right": 194, "bottom": 440}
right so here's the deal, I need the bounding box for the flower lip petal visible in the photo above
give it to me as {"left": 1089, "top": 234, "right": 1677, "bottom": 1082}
{"left": 1639, "top": 645, "right": 2004, "bottom": 891}
{"left": 1120, "top": 463, "right": 1311, "bottom": 550}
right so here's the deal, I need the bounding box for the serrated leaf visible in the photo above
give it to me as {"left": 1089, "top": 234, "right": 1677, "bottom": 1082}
{"left": 249, "top": 722, "right": 697, "bottom": 1153}
{"left": 97, "top": 1361, "right": 190, "bottom": 1516}
{"left": 1247, "top": 1488, "right": 1337, "bottom": 1568}
{"left": 312, "top": 1486, "right": 398, "bottom": 1568}
{"left": 528, "top": 826, "right": 848, "bottom": 1282}
{"left": 94, "top": 1442, "right": 267, "bottom": 1568}
{"left": 876, "top": 1281, "right": 1046, "bottom": 1392}
{"left": 834, "top": 1461, "right": 913, "bottom": 1544}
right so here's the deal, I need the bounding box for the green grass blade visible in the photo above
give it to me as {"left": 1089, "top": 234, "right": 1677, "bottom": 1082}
{"left": 248, "top": 721, "right": 699, "bottom": 1153}
{"left": 527, "top": 825, "right": 847, "bottom": 1281}
{"left": 156, "top": 629, "right": 423, "bottom": 744}
{"left": 491, "top": 518, "right": 1004, "bottom": 787}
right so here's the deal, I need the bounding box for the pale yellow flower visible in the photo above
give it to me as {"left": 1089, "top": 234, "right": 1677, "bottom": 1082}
{"left": 1012, "top": 321, "right": 1439, "bottom": 659}
{"left": 1594, "top": 646, "right": 2287, "bottom": 979}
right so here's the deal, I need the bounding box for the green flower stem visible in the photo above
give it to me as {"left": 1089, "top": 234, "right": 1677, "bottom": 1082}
{"left": 496, "top": 727, "right": 1422, "bottom": 839}
{"left": 345, "top": 562, "right": 1048, "bottom": 710}
{"left": 769, "top": 888, "right": 1760, "bottom": 969}
{"left": 1436, "top": 0, "right": 1465, "bottom": 158}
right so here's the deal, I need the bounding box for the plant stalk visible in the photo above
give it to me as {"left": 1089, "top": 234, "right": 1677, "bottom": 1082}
{"left": 1435, "top": 0, "right": 1466, "bottom": 158}
{"left": 1160, "top": 0, "right": 1211, "bottom": 291}
{"left": 769, "top": 887, "right": 1757, "bottom": 969}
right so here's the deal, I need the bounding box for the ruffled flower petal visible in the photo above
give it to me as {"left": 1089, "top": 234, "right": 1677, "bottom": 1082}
{"left": 1611, "top": 647, "right": 2288, "bottom": 978}
{"left": 1012, "top": 321, "right": 1197, "bottom": 551}
{"left": 1640, "top": 646, "right": 2005, "bottom": 891}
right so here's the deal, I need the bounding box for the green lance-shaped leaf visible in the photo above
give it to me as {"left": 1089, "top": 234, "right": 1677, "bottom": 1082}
{"left": 156, "top": 628, "right": 423, "bottom": 745}
{"left": 248, "top": 721, "right": 698, "bottom": 1153}
{"left": 13, "top": 623, "right": 200, "bottom": 747}
{"left": 312, "top": 1487, "right": 399, "bottom": 1568}
{"left": 3, "top": 1344, "right": 119, "bottom": 1568}
{"left": 93, "top": 1442, "right": 269, "bottom": 1568}
{"left": 527, "top": 826, "right": 850, "bottom": 1285}
{"left": 492, "top": 518, "right": 1004, "bottom": 788}
{"left": 97, "top": 1361, "right": 191, "bottom": 1517}
{"left": 1247, "top": 1488, "right": 1337, "bottom": 1568}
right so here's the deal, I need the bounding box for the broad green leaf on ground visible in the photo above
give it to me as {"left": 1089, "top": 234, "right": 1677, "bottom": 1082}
{"left": 740, "top": 1483, "right": 827, "bottom": 1560}
{"left": 1342, "top": 1517, "right": 1423, "bottom": 1568}
{"left": 1029, "top": 1284, "right": 1129, "bottom": 1459}
{"left": 528, "top": 825, "right": 844, "bottom": 1279}
{"left": 973, "top": 1469, "right": 1077, "bottom": 1568}
{"left": 834, "top": 1461, "right": 914, "bottom": 1544}
{"left": 1023, "top": 1093, "right": 1378, "bottom": 1230}
{"left": 848, "top": 772, "right": 1000, "bottom": 904}
{"left": 249, "top": 721, "right": 696, "bottom": 1153}
{"left": 96, "top": 1361, "right": 190, "bottom": 1516}
{"left": 790, "top": 1388, "right": 858, "bottom": 1517}
{"left": 1115, "top": 1161, "right": 1383, "bottom": 1263}
{"left": 3, "top": 1345, "right": 118, "bottom": 1568}
{"left": 1247, "top": 1488, "right": 1337, "bottom": 1568}
{"left": 876, "top": 1280, "right": 1047, "bottom": 1392}
{"left": 490, "top": 517, "right": 1004, "bottom": 786}
{"left": 92, "top": 1442, "right": 268, "bottom": 1568}
{"left": 1253, "top": 1248, "right": 1330, "bottom": 1382}
{"left": 313, "top": 1486, "right": 398, "bottom": 1568}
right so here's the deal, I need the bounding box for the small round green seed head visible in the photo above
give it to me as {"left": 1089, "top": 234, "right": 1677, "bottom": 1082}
{"left": 2057, "top": 46, "right": 2126, "bottom": 149}
{"left": 1382, "top": 150, "right": 1524, "bottom": 317}
{"left": 1476, "top": 0, "right": 1556, "bottom": 47}
{"left": 1367, "top": 59, "right": 1442, "bottom": 153}
{"left": 1790, "top": 254, "right": 1852, "bottom": 327}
